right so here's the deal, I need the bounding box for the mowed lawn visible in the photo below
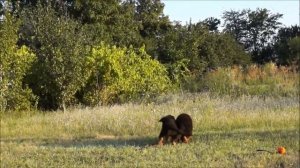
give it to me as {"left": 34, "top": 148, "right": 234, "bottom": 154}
{"left": 1, "top": 94, "right": 299, "bottom": 167}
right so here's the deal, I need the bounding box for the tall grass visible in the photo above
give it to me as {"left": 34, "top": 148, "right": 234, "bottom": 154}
{"left": 1, "top": 93, "right": 298, "bottom": 139}
{"left": 1, "top": 93, "right": 299, "bottom": 167}
{"left": 188, "top": 63, "right": 299, "bottom": 97}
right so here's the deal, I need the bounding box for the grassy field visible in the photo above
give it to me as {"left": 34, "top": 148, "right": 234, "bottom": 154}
{"left": 1, "top": 93, "right": 299, "bottom": 167}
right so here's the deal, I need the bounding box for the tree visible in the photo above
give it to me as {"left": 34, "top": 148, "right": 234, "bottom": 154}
{"left": 159, "top": 21, "right": 250, "bottom": 70}
{"left": 223, "top": 8, "right": 283, "bottom": 63}
{"left": 68, "top": 0, "right": 142, "bottom": 47}
{"left": 0, "top": 0, "right": 73, "bottom": 16}
{"left": 135, "top": 0, "right": 171, "bottom": 57}
{"left": 286, "top": 37, "right": 300, "bottom": 66}
{"left": 222, "top": 9, "right": 248, "bottom": 42}
{"left": 198, "top": 33, "right": 251, "bottom": 70}
{"left": 202, "top": 17, "right": 221, "bottom": 32}
{"left": 22, "top": 3, "right": 91, "bottom": 111}
{"left": 274, "top": 25, "right": 300, "bottom": 65}
{"left": 157, "top": 22, "right": 208, "bottom": 80}
{"left": 0, "top": 12, "right": 36, "bottom": 111}
{"left": 0, "top": 1, "right": 4, "bottom": 18}
{"left": 4, "top": 0, "right": 142, "bottom": 48}
{"left": 135, "top": 0, "right": 170, "bottom": 38}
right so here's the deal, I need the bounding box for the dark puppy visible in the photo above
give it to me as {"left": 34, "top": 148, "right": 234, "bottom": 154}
{"left": 158, "top": 115, "right": 182, "bottom": 145}
{"left": 175, "top": 113, "right": 193, "bottom": 143}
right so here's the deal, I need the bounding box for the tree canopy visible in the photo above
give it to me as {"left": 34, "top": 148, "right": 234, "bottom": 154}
{"left": 223, "top": 8, "right": 283, "bottom": 63}
{"left": 0, "top": 0, "right": 298, "bottom": 111}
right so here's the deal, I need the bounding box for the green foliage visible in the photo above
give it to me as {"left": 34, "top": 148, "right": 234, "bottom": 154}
{"left": 198, "top": 33, "right": 251, "bottom": 69}
{"left": 274, "top": 26, "right": 300, "bottom": 66}
{"left": 287, "top": 36, "right": 300, "bottom": 66}
{"left": 0, "top": 2, "right": 3, "bottom": 17}
{"left": 1, "top": 1, "right": 298, "bottom": 111}
{"left": 158, "top": 23, "right": 250, "bottom": 86}
{"left": 22, "top": 3, "right": 91, "bottom": 110}
{"left": 157, "top": 23, "right": 193, "bottom": 64}
{"left": 135, "top": 0, "right": 171, "bottom": 38}
{"left": 0, "top": 13, "right": 36, "bottom": 111}
{"left": 202, "top": 17, "right": 221, "bottom": 32}
{"left": 81, "top": 44, "right": 173, "bottom": 105}
{"left": 157, "top": 22, "right": 209, "bottom": 78}
{"left": 223, "top": 8, "right": 283, "bottom": 63}
{"left": 70, "top": 0, "right": 143, "bottom": 47}
{"left": 135, "top": 0, "right": 172, "bottom": 57}
{"left": 166, "top": 59, "right": 191, "bottom": 87}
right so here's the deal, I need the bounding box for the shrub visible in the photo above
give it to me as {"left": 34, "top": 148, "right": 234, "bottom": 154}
{"left": 22, "top": 3, "right": 92, "bottom": 111}
{"left": 80, "top": 44, "right": 173, "bottom": 105}
{"left": 287, "top": 36, "right": 300, "bottom": 66}
{"left": 0, "top": 13, "right": 36, "bottom": 111}
{"left": 198, "top": 33, "right": 251, "bottom": 70}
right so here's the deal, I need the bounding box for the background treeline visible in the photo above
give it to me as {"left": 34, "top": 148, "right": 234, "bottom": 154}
{"left": 0, "top": 0, "right": 299, "bottom": 112}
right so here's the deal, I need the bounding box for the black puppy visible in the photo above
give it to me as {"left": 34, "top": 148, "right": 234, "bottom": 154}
{"left": 175, "top": 113, "right": 193, "bottom": 143}
{"left": 158, "top": 115, "right": 183, "bottom": 145}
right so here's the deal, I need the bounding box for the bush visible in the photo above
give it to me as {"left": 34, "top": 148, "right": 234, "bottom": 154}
{"left": 287, "top": 36, "right": 300, "bottom": 66}
{"left": 198, "top": 33, "right": 251, "bottom": 70}
{"left": 80, "top": 44, "right": 173, "bottom": 105}
{"left": 22, "top": 4, "right": 92, "bottom": 111}
{"left": 0, "top": 13, "right": 36, "bottom": 111}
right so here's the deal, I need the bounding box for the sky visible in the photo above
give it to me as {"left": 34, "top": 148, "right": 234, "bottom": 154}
{"left": 161, "top": 0, "right": 299, "bottom": 27}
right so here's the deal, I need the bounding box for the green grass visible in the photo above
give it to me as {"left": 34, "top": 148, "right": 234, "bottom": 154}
{"left": 1, "top": 93, "right": 299, "bottom": 167}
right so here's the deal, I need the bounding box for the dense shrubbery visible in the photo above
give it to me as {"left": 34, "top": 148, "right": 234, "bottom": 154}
{"left": 17, "top": 3, "right": 93, "bottom": 111}
{"left": 80, "top": 44, "right": 172, "bottom": 105}
{"left": 0, "top": 13, "right": 36, "bottom": 111}
{"left": 198, "top": 33, "right": 251, "bottom": 70}
{"left": 157, "top": 24, "right": 251, "bottom": 76}
{"left": 0, "top": 1, "right": 299, "bottom": 112}
{"left": 274, "top": 26, "right": 300, "bottom": 66}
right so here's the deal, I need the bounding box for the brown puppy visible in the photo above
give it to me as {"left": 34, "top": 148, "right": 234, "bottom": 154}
{"left": 158, "top": 115, "right": 183, "bottom": 145}
{"left": 175, "top": 113, "right": 193, "bottom": 143}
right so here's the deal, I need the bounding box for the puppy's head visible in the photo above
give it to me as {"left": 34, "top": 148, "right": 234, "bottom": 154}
{"left": 159, "top": 115, "right": 175, "bottom": 122}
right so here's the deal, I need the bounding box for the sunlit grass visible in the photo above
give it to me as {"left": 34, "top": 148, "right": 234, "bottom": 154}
{"left": 1, "top": 93, "right": 299, "bottom": 167}
{"left": 201, "top": 63, "right": 299, "bottom": 97}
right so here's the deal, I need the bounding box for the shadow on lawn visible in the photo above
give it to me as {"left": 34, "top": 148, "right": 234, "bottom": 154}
{"left": 1, "top": 136, "right": 159, "bottom": 148}
{"left": 42, "top": 136, "right": 158, "bottom": 148}
{"left": 1, "top": 129, "right": 298, "bottom": 148}
{"left": 194, "top": 129, "right": 298, "bottom": 142}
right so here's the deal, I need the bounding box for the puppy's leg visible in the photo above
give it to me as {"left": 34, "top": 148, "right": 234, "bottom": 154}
{"left": 182, "top": 136, "right": 189, "bottom": 143}
{"left": 172, "top": 140, "right": 177, "bottom": 145}
{"left": 158, "top": 137, "right": 164, "bottom": 146}
{"left": 182, "top": 136, "right": 192, "bottom": 143}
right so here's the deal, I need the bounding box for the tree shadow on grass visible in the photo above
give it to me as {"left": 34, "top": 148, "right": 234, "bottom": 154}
{"left": 1, "top": 136, "right": 159, "bottom": 148}
{"left": 194, "top": 129, "right": 298, "bottom": 142}
{"left": 42, "top": 136, "right": 159, "bottom": 148}
{"left": 1, "top": 129, "right": 298, "bottom": 149}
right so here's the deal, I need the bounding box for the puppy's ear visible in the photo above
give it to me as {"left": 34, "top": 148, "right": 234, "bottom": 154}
{"left": 159, "top": 115, "right": 168, "bottom": 122}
